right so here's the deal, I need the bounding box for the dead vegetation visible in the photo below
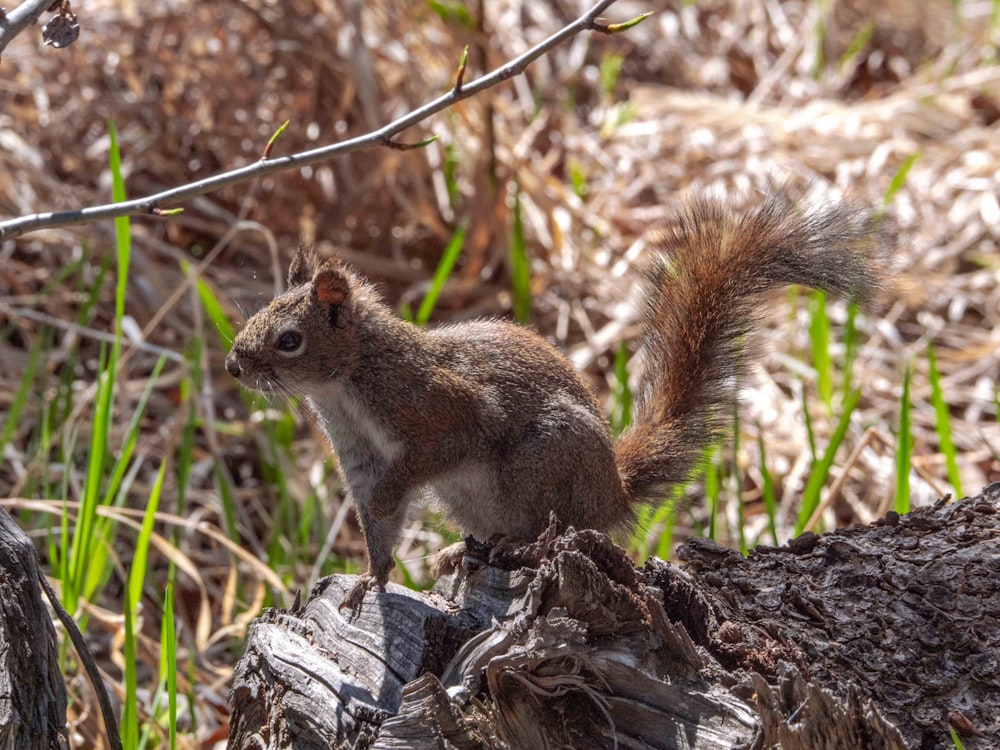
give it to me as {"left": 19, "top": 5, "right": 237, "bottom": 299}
{"left": 1, "top": 0, "right": 999, "bottom": 745}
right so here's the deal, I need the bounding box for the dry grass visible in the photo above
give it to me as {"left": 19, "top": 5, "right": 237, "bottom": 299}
{"left": 1, "top": 0, "right": 999, "bottom": 745}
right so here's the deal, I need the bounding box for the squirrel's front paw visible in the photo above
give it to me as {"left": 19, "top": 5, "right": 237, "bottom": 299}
{"left": 338, "top": 573, "right": 385, "bottom": 613}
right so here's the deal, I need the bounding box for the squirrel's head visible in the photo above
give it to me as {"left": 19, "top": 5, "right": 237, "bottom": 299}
{"left": 225, "top": 246, "right": 367, "bottom": 398}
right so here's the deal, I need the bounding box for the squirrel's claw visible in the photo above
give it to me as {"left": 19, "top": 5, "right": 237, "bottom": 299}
{"left": 338, "top": 572, "right": 385, "bottom": 613}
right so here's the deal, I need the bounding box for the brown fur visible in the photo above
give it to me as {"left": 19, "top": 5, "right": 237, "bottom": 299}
{"left": 225, "top": 191, "right": 890, "bottom": 609}
{"left": 615, "top": 193, "right": 890, "bottom": 504}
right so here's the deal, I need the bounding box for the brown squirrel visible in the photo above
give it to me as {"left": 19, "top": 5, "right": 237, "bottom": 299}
{"left": 225, "top": 191, "right": 889, "bottom": 610}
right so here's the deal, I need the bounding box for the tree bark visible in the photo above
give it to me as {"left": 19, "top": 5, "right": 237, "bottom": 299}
{"left": 0, "top": 507, "right": 68, "bottom": 749}
{"left": 228, "top": 484, "right": 1000, "bottom": 750}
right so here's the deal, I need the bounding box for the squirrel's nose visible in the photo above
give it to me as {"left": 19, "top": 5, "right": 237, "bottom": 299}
{"left": 225, "top": 352, "right": 242, "bottom": 378}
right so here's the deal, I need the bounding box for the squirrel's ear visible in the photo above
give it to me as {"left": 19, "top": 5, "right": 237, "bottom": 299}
{"left": 313, "top": 265, "right": 350, "bottom": 307}
{"left": 288, "top": 244, "right": 316, "bottom": 288}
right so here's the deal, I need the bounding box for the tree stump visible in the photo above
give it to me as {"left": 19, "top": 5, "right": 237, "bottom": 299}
{"left": 228, "top": 484, "right": 1000, "bottom": 749}
{"left": 0, "top": 507, "right": 68, "bottom": 749}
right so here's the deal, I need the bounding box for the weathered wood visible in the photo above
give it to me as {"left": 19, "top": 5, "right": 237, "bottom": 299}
{"left": 677, "top": 483, "right": 1000, "bottom": 749}
{"left": 228, "top": 485, "right": 1000, "bottom": 749}
{"left": 0, "top": 507, "right": 67, "bottom": 749}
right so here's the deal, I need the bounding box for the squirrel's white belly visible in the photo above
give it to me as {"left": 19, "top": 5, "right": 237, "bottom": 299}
{"left": 427, "top": 461, "right": 507, "bottom": 540}
{"left": 307, "top": 392, "right": 403, "bottom": 463}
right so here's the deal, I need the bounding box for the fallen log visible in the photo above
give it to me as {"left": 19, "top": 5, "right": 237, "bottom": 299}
{"left": 228, "top": 484, "right": 1000, "bottom": 749}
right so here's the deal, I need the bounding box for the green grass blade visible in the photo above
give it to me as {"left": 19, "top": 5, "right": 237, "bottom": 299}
{"left": 80, "top": 345, "right": 164, "bottom": 602}
{"left": 808, "top": 290, "right": 833, "bottom": 412}
{"left": 51, "top": 253, "right": 108, "bottom": 430}
{"left": 802, "top": 384, "right": 817, "bottom": 461}
{"left": 163, "top": 581, "right": 178, "bottom": 750}
{"left": 811, "top": 10, "right": 827, "bottom": 79}
{"left": 628, "top": 503, "right": 653, "bottom": 558}
{"left": 214, "top": 464, "right": 239, "bottom": 541}
{"left": 186, "top": 652, "right": 199, "bottom": 735}
{"left": 842, "top": 302, "right": 860, "bottom": 400}
{"left": 37, "top": 368, "right": 56, "bottom": 499}
{"left": 610, "top": 340, "right": 633, "bottom": 436}
{"left": 569, "top": 159, "right": 588, "bottom": 200}
{"left": 416, "top": 223, "right": 467, "bottom": 326}
{"left": 83, "top": 466, "right": 133, "bottom": 600}
{"left": 757, "top": 434, "right": 780, "bottom": 546}
{"left": 995, "top": 380, "right": 1000, "bottom": 424}
{"left": 191, "top": 268, "right": 236, "bottom": 346}
{"left": 175, "top": 379, "right": 197, "bottom": 515}
{"left": 895, "top": 365, "right": 913, "bottom": 513}
{"left": 38, "top": 253, "right": 85, "bottom": 297}
{"left": 110, "top": 120, "right": 131, "bottom": 326}
{"left": 298, "top": 492, "right": 319, "bottom": 549}
{"left": 104, "top": 356, "right": 167, "bottom": 513}
{"left": 265, "top": 462, "right": 294, "bottom": 570}
{"left": 653, "top": 493, "right": 679, "bottom": 560}
{"left": 59, "top": 498, "right": 72, "bottom": 608}
{"left": 399, "top": 299, "right": 415, "bottom": 323}
{"left": 76, "top": 251, "right": 111, "bottom": 325}
{"left": 732, "top": 403, "right": 746, "bottom": 556}
{"left": 631, "top": 484, "right": 683, "bottom": 560}
{"left": 122, "top": 584, "right": 139, "bottom": 750}
{"left": 69, "top": 121, "right": 132, "bottom": 611}
{"left": 0, "top": 330, "right": 45, "bottom": 459}
{"left": 839, "top": 20, "right": 875, "bottom": 71}
{"left": 795, "top": 388, "right": 862, "bottom": 534}
{"left": 107, "top": 120, "right": 131, "bottom": 368}
{"left": 128, "top": 462, "right": 166, "bottom": 615}
{"left": 444, "top": 142, "right": 460, "bottom": 208}
{"left": 69, "top": 344, "right": 114, "bottom": 611}
{"left": 705, "top": 446, "right": 720, "bottom": 541}
{"left": 927, "top": 341, "right": 963, "bottom": 497}
{"left": 599, "top": 52, "right": 624, "bottom": 100}
{"left": 882, "top": 151, "right": 920, "bottom": 210}
{"left": 395, "top": 552, "right": 419, "bottom": 591}
{"left": 428, "top": 0, "right": 473, "bottom": 28}
{"left": 988, "top": 0, "right": 1000, "bottom": 64}
{"left": 509, "top": 185, "right": 532, "bottom": 324}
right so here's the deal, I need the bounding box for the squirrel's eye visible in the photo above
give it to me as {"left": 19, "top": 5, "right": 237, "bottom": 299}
{"left": 275, "top": 330, "right": 303, "bottom": 353}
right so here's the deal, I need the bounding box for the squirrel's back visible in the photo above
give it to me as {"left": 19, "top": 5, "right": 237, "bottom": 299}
{"left": 615, "top": 192, "right": 891, "bottom": 508}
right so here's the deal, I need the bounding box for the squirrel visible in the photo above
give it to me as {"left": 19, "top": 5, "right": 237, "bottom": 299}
{"left": 225, "top": 191, "right": 889, "bottom": 611}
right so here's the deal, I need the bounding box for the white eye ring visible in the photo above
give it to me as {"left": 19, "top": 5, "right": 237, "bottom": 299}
{"left": 274, "top": 329, "right": 305, "bottom": 356}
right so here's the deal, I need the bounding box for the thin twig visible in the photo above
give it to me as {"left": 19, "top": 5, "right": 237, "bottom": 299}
{"left": 0, "top": 301, "right": 185, "bottom": 362}
{"left": 38, "top": 572, "right": 124, "bottom": 750}
{"left": 0, "top": 0, "right": 54, "bottom": 56}
{"left": 0, "top": 0, "right": 621, "bottom": 241}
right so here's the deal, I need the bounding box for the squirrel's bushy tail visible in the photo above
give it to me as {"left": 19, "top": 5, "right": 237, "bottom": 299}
{"left": 614, "top": 192, "right": 891, "bottom": 507}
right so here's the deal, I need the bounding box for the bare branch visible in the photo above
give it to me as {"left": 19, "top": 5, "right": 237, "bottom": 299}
{"left": 0, "top": 0, "right": 55, "bottom": 56}
{"left": 0, "top": 0, "right": 622, "bottom": 241}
